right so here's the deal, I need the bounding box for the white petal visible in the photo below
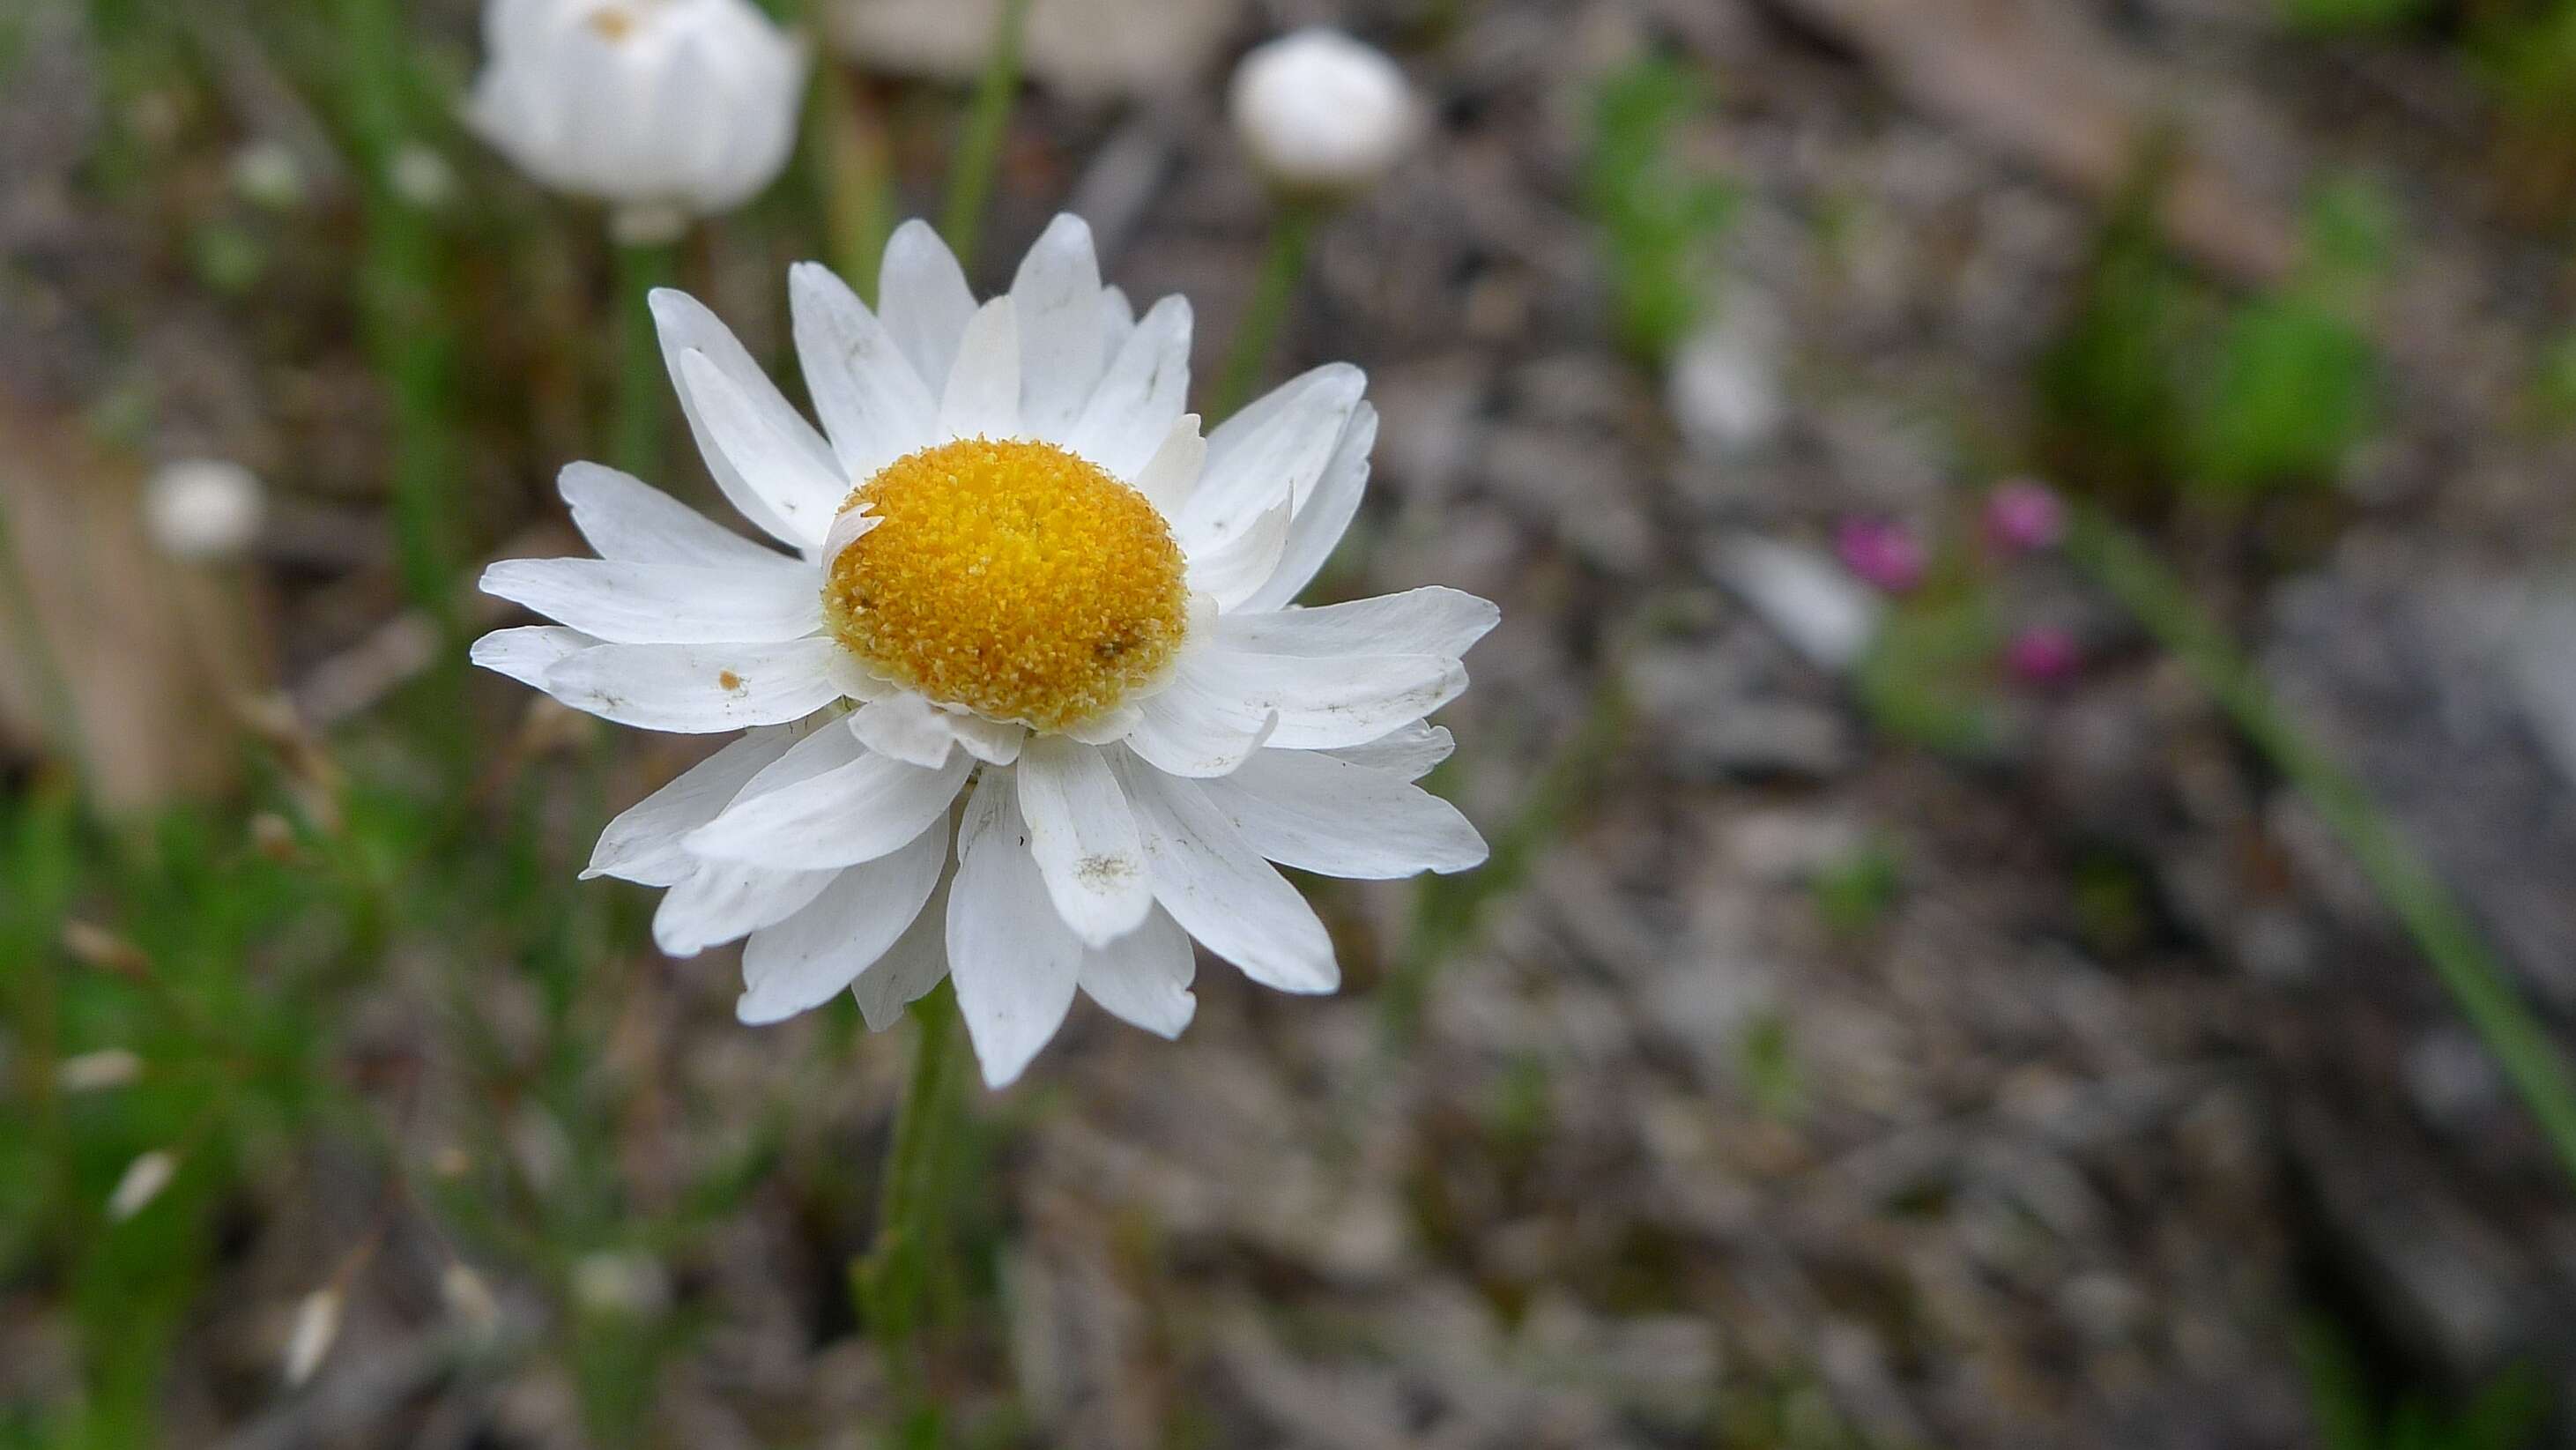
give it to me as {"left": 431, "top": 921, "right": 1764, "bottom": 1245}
{"left": 586, "top": 727, "right": 799, "bottom": 886}
{"left": 1199, "top": 749, "right": 1487, "bottom": 878}
{"left": 736, "top": 821, "right": 947, "bottom": 1025}
{"left": 878, "top": 219, "right": 977, "bottom": 398}
{"left": 853, "top": 871, "right": 954, "bottom": 1030}
{"left": 1115, "top": 755, "right": 1338, "bottom": 994}
{"left": 1214, "top": 585, "right": 1498, "bottom": 662}
{"left": 1182, "top": 501, "right": 1292, "bottom": 611}
{"left": 653, "top": 859, "right": 837, "bottom": 957}
{"left": 1064, "top": 295, "right": 1191, "bottom": 479}
{"left": 471, "top": 625, "right": 594, "bottom": 689}
{"left": 1187, "top": 365, "right": 1363, "bottom": 542}
{"left": 1240, "top": 401, "right": 1377, "bottom": 612}
{"left": 542, "top": 637, "right": 865, "bottom": 732}
{"left": 1206, "top": 362, "right": 1361, "bottom": 470}
{"left": 938, "top": 296, "right": 1022, "bottom": 440}
{"left": 1325, "top": 721, "right": 1454, "bottom": 780}
{"left": 1078, "top": 908, "right": 1196, "bottom": 1038}
{"left": 687, "top": 725, "right": 970, "bottom": 869}
{"left": 1124, "top": 662, "right": 1277, "bottom": 777}
{"left": 1015, "top": 736, "right": 1152, "bottom": 948}
{"left": 821, "top": 508, "right": 881, "bottom": 567}
{"left": 1008, "top": 214, "right": 1107, "bottom": 440}
{"left": 945, "top": 773, "right": 1081, "bottom": 1087}
{"left": 1096, "top": 285, "right": 1136, "bottom": 362}
{"left": 650, "top": 287, "right": 832, "bottom": 547}
{"left": 1129, "top": 413, "right": 1204, "bottom": 517}
{"left": 850, "top": 692, "right": 956, "bottom": 768}
{"left": 1174, "top": 646, "right": 1466, "bottom": 751}
{"left": 946, "top": 712, "right": 1025, "bottom": 765}
{"left": 679, "top": 348, "right": 848, "bottom": 548}
{"left": 558, "top": 463, "right": 787, "bottom": 569}
{"left": 788, "top": 261, "right": 941, "bottom": 480}
{"left": 480, "top": 558, "right": 821, "bottom": 643}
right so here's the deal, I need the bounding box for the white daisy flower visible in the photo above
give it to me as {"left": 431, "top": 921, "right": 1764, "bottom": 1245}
{"left": 465, "top": 0, "right": 807, "bottom": 244}
{"left": 474, "top": 214, "right": 1494, "bottom": 1086}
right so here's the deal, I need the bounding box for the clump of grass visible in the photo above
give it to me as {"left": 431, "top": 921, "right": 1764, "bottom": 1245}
{"left": 1582, "top": 54, "right": 1740, "bottom": 364}
{"left": 2298, "top": 1317, "right": 2549, "bottom": 1450}
{"left": 2041, "top": 168, "right": 2388, "bottom": 511}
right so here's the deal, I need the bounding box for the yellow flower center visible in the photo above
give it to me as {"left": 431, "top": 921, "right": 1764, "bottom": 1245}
{"left": 823, "top": 438, "right": 1190, "bottom": 732}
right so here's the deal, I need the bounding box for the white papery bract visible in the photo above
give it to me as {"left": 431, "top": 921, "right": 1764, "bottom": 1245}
{"left": 474, "top": 214, "right": 1494, "bottom": 1086}
{"left": 466, "top": 0, "right": 806, "bottom": 242}
{"left": 1227, "top": 28, "right": 1418, "bottom": 198}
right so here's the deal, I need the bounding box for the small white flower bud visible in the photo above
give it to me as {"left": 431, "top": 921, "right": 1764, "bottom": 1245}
{"left": 56, "top": 1049, "right": 143, "bottom": 1092}
{"left": 282, "top": 1286, "right": 345, "bottom": 1387}
{"left": 442, "top": 1262, "right": 502, "bottom": 1339}
{"left": 143, "top": 458, "right": 264, "bottom": 562}
{"left": 466, "top": 0, "right": 808, "bottom": 234}
{"left": 229, "top": 140, "right": 307, "bottom": 210}
{"left": 389, "top": 142, "right": 458, "bottom": 211}
{"left": 571, "top": 1250, "right": 670, "bottom": 1318}
{"left": 1228, "top": 29, "right": 1418, "bottom": 198}
{"left": 108, "top": 1149, "right": 178, "bottom": 1222}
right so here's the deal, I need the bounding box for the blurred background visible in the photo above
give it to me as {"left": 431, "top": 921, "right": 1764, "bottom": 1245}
{"left": 5, "top": 0, "right": 2576, "bottom": 1446}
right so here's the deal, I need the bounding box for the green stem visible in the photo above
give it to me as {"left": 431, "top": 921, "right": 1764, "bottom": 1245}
{"left": 814, "top": 54, "right": 895, "bottom": 303}
{"left": 2068, "top": 509, "right": 2576, "bottom": 1187}
{"left": 851, "top": 982, "right": 966, "bottom": 1402}
{"left": 1213, "top": 202, "right": 1321, "bottom": 421}
{"left": 939, "top": 0, "right": 1034, "bottom": 271}
{"left": 613, "top": 240, "right": 680, "bottom": 480}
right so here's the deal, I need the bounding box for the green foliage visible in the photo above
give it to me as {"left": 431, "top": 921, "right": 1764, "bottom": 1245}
{"left": 2280, "top": 0, "right": 2425, "bottom": 34}
{"left": 2042, "top": 172, "right": 2387, "bottom": 508}
{"left": 1808, "top": 838, "right": 1903, "bottom": 937}
{"left": 2297, "top": 1319, "right": 2550, "bottom": 1450}
{"left": 1582, "top": 55, "right": 1741, "bottom": 362}
{"left": 1855, "top": 595, "right": 2010, "bottom": 758}
{"left": 1734, "top": 1012, "right": 1806, "bottom": 1119}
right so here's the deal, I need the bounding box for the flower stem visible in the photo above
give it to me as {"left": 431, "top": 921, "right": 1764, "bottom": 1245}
{"left": 939, "top": 0, "right": 1034, "bottom": 271}
{"left": 2067, "top": 509, "right": 2576, "bottom": 1188}
{"left": 1213, "top": 201, "right": 1322, "bottom": 421}
{"left": 814, "top": 53, "right": 895, "bottom": 303}
{"left": 613, "top": 239, "right": 680, "bottom": 480}
{"left": 851, "top": 981, "right": 967, "bottom": 1402}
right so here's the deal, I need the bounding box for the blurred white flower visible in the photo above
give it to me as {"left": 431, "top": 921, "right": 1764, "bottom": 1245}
{"left": 572, "top": 1250, "right": 670, "bottom": 1317}
{"left": 108, "top": 1149, "right": 178, "bottom": 1222}
{"left": 389, "top": 142, "right": 459, "bottom": 211}
{"left": 282, "top": 1285, "right": 345, "bottom": 1387}
{"left": 472, "top": 215, "right": 1492, "bottom": 1088}
{"left": 442, "top": 1262, "right": 503, "bottom": 1339}
{"left": 1228, "top": 28, "right": 1418, "bottom": 197}
{"left": 143, "top": 458, "right": 264, "bottom": 561}
{"left": 229, "top": 139, "right": 307, "bottom": 210}
{"left": 466, "top": 0, "right": 808, "bottom": 243}
{"left": 56, "top": 1049, "right": 143, "bottom": 1092}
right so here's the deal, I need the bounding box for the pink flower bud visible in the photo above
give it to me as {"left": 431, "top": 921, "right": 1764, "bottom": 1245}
{"left": 2005, "top": 626, "right": 2081, "bottom": 687}
{"left": 1835, "top": 517, "right": 1926, "bottom": 594}
{"left": 1984, "top": 479, "right": 2066, "bottom": 554}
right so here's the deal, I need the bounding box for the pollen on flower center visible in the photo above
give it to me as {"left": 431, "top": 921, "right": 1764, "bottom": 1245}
{"left": 584, "top": 6, "right": 639, "bottom": 41}
{"left": 823, "top": 438, "right": 1191, "bottom": 732}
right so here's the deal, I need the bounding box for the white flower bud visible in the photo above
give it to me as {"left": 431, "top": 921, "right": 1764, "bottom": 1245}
{"left": 229, "top": 140, "right": 307, "bottom": 210}
{"left": 1227, "top": 29, "right": 1418, "bottom": 198}
{"left": 56, "top": 1049, "right": 144, "bottom": 1092}
{"left": 142, "top": 458, "right": 264, "bottom": 562}
{"left": 282, "top": 1285, "right": 345, "bottom": 1387}
{"left": 389, "top": 142, "right": 459, "bottom": 211}
{"left": 466, "top": 0, "right": 808, "bottom": 242}
{"left": 108, "top": 1149, "right": 178, "bottom": 1222}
